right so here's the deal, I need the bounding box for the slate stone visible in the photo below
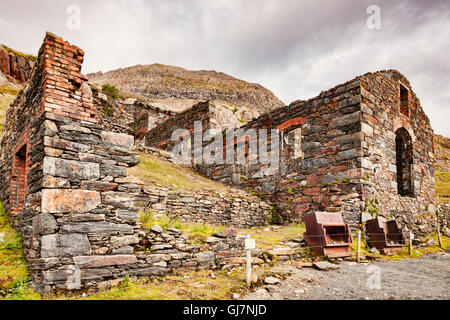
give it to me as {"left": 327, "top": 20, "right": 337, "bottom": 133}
{"left": 195, "top": 251, "right": 215, "bottom": 265}
{"left": 100, "top": 164, "right": 127, "bottom": 178}
{"left": 43, "top": 156, "right": 100, "bottom": 181}
{"left": 32, "top": 213, "right": 58, "bottom": 235}
{"left": 60, "top": 221, "right": 134, "bottom": 235}
{"left": 73, "top": 254, "right": 138, "bottom": 268}
{"left": 41, "top": 233, "right": 91, "bottom": 258}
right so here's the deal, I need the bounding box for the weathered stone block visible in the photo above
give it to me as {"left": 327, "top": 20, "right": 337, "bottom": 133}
{"left": 43, "top": 157, "right": 100, "bottom": 181}
{"left": 73, "top": 254, "right": 138, "bottom": 268}
{"left": 336, "top": 148, "right": 362, "bottom": 160}
{"left": 102, "top": 192, "right": 135, "bottom": 209}
{"left": 361, "top": 122, "right": 374, "bottom": 137}
{"left": 127, "top": 267, "right": 169, "bottom": 277}
{"left": 42, "top": 176, "right": 70, "bottom": 189}
{"left": 101, "top": 131, "right": 134, "bottom": 151}
{"left": 80, "top": 181, "right": 118, "bottom": 191}
{"left": 100, "top": 164, "right": 127, "bottom": 178}
{"left": 60, "top": 221, "right": 134, "bottom": 234}
{"left": 43, "top": 266, "right": 81, "bottom": 285}
{"left": 42, "top": 189, "right": 101, "bottom": 214}
{"left": 116, "top": 209, "right": 139, "bottom": 222}
{"left": 41, "top": 233, "right": 91, "bottom": 258}
{"left": 110, "top": 235, "right": 139, "bottom": 249}
{"left": 195, "top": 251, "right": 215, "bottom": 265}
{"left": 32, "top": 213, "right": 58, "bottom": 235}
{"left": 44, "top": 136, "right": 90, "bottom": 153}
{"left": 328, "top": 111, "right": 361, "bottom": 128}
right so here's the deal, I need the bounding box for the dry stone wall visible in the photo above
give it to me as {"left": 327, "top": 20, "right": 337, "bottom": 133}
{"left": 134, "top": 184, "right": 270, "bottom": 228}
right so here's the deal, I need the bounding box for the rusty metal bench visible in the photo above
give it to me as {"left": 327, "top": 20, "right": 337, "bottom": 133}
{"left": 303, "top": 211, "right": 352, "bottom": 258}
{"left": 366, "top": 217, "right": 405, "bottom": 254}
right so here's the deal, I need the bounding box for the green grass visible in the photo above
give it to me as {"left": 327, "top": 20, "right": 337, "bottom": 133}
{"left": 129, "top": 152, "right": 230, "bottom": 192}
{"left": 0, "top": 87, "right": 19, "bottom": 137}
{"left": 350, "top": 231, "right": 449, "bottom": 261}
{"left": 102, "top": 83, "right": 123, "bottom": 100}
{"left": 2, "top": 268, "right": 248, "bottom": 300}
{"left": 239, "top": 223, "right": 306, "bottom": 249}
{"left": 435, "top": 170, "right": 450, "bottom": 203}
{"left": 76, "top": 268, "right": 246, "bottom": 300}
{"left": 0, "top": 85, "right": 20, "bottom": 96}
{"left": 139, "top": 210, "right": 224, "bottom": 239}
{"left": 0, "top": 202, "right": 31, "bottom": 294}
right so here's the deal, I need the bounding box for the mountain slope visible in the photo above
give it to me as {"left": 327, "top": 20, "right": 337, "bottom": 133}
{"left": 0, "top": 45, "right": 35, "bottom": 85}
{"left": 88, "top": 63, "right": 284, "bottom": 114}
{"left": 434, "top": 134, "right": 450, "bottom": 203}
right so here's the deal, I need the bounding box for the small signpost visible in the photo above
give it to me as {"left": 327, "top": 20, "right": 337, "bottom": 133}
{"left": 245, "top": 234, "right": 255, "bottom": 287}
{"left": 357, "top": 229, "right": 361, "bottom": 264}
{"left": 437, "top": 223, "right": 443, "bottom": 249}
{"left": 409, "top": 231, "right": 414, "bottom": 255}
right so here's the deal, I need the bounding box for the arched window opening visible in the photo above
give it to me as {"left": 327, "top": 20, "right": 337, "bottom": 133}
{"left": 395, "top": 128, "right": 414, "bottom": 197}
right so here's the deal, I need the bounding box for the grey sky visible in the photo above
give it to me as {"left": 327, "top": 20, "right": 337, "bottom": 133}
{"left": 1, "top": 0, "right": 449, "bottom": 135}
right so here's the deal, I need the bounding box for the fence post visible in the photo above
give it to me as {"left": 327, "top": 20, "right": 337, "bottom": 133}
{"left": 409, "top": 231, "right": 413, "bottom": 255}
{"left": 357, "top": 229, "right": 361, "bottom": 264}
{"left": 245, "top": 234, "right": 255, "bottom": 287}
{"left": 437, "top": 223, "right": 443, "bottom": 249}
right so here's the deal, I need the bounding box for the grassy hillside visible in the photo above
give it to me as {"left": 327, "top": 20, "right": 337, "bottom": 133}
{"left": 0, "top": 201, "right": 33, "bottom": 297}
{"left": 128, "top": 152, "right": 231, "bottom": 192}
{"left": 434, "top": 134, "right": 450, "bottom": 203}
{"left": 0, "top": 85, "right": 20, "bottom": 138}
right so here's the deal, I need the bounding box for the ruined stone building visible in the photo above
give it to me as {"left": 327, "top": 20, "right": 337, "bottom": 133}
{"left": 0, "top": 33, "right": 438, "bottom": 294}
{"left": 0, "top": 33, "right": 270, "bottom": 294}
{"left": 146, "top": 70, "right": 436, "bottom": 232}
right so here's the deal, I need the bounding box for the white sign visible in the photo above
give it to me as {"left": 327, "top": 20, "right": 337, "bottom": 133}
{"left": 245, "top": 238, "right": 255, "bottom": 250}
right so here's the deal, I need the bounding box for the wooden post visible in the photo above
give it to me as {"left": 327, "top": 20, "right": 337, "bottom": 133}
{"left": 245, "top": 234, "right": 254, "bottom": 287}
{"left": 437, "top": 223, "right": 443, "bottom": 249}
{"left": 409, "top": 231, "right": 413, "bottom": 255}
{"left": 357, "top": 229, "right": 361, "bottom": 264}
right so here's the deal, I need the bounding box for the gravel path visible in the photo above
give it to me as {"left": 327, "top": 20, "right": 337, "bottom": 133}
{"left": 243, "top": 253, "right": 450, "bottom": 300}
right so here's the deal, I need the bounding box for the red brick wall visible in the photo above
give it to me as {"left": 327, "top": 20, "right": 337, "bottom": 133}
{"left": 9, "top": 129, "right": 30, "bottom": 215}
{"left": 40, "top": 33, "right": 97, "bottom": 122}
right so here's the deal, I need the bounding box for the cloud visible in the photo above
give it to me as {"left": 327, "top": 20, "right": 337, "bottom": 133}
{"left": 0, "top": 0, "right": 449, "bottom": 135}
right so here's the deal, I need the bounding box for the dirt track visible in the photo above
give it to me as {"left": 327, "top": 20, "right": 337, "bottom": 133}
{"left": 243, "top": 253, "right": 450, "bottom": 300}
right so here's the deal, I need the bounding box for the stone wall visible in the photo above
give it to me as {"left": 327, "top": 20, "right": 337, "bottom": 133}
{"left": 145, "top": 101, "right": 214, "bottom": 150}
{"left": 144, "top": 100, "right": 257, "bottom": 152}
{"left": 191, "top": 70, "right": 437, "bottom": 235}
{"left": 91, "top": 88, "right": 175, "bottom": 142}
{"left": 0, "top": 33, "right": 272, "bottom": 294}
{"left": 198, "top": 78, "right": 365, "bottom": 226}
{"left": 357, "top": 71, "right": 436, "bottom": 235}
{"left": 133, "top": 184, "right": 270, "bottom": 228}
